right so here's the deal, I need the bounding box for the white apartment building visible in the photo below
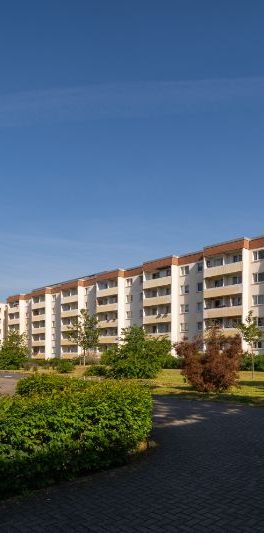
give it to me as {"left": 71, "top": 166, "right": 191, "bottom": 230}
{"left": 5, "top": 235, "right": 264, "bottom": 358}
{"left": 0, "top": 303, "right": 7, "bottom": 343}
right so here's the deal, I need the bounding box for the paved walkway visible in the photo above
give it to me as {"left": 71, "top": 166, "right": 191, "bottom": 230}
{"left": 0, "top": 373, "right": 23, "bottom": 396}
{"left": 1, "top": 397, "right": 264, "bottom": 532}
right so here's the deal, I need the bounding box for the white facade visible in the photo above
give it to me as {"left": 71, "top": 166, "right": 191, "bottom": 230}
{"left": 5, "top": 235, "right": 264, "bottom": 358}
{"left": 0, "top": 303, "right": 7, "bottom": 343}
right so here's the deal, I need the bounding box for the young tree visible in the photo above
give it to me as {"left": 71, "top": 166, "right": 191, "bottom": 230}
{"left": 101, "top": 325, "right": 171, "bottom": 378}
{"left": 0, "top": 330, "right": 29, "bottom": 369}
{"left": 66, "top": 309, "right": 99, "bottom": 366}
{"left": 236, "top": 311, "right": 263, "bottom": 379}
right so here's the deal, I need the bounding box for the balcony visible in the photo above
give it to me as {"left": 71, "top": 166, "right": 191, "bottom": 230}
{"left": 61, "top": 338, "right": 75, "bottom": 346}
{"left": 204, "top": 306, "right": 243, "bottom": 319}
{"left": 8, "top": 307, "right": 19, "bottom": 314}
{"left": 61, "top": 309, "right": 79, "bottom": 318}
{"left": 96, "top": 286, "right": 118, "bottom": 298}
{"left": 145, "top": 331, "right": 171, "bottom": 338}
{"left": 96, "top": 302, "right": 118, "bottom": 313}
{"left": 32, "top": 313, "right": 46, "bottom": 322}
{"left": 32, "top": 326, "right": 45, "bottom": 334}
{"left": 204, "top": 284, "right": 242, "bottom": 299}
{"left": 97, "top": 319, "right": 118, "bottom": 328}
{"left": 8, "top": 317, "right": 20, "bottom": 325}
{"left": 143, "top": 295, "right": 171, "bottom": 307}
{"left": 143, "top": 276, "right": 171, "bottom": 290}
{"left": 61, "top": 323, "right": 75, "bottom": 332}
{"left": 206, "top": 327, "right": 240, "bottom": 338}
{"left": 143, "top": 313, "right": 171, "bottom": 324}
{"left": 61, "top": 294, "right": 78, "bottom": 304}
{"left": 31, "top": 340, "right": 45, "bottom": 347}
{"left": 204, "top": 261, "right": 243, "bottom": 278}
{"left": 31, "top": 300, "right": 45, "bottom": 309}
{"left": 98, "top": 335, "right": 118, "bottom": 344}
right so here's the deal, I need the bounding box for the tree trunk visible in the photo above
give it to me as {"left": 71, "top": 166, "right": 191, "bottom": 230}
{"left": 83, "top": 348, "right": 86, "bottom": 367}
{"left": 251, "top": 345, "right": 255, "bottom": 380}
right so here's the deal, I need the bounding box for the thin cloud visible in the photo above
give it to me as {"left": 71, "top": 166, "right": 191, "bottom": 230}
{"left": 0, "top": 77, "right": 264, "bottom": 127}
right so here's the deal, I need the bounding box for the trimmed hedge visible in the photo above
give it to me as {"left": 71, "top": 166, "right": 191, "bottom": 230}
{"left": 22, "top": 357, "right": 79, "bottom": 371}
{"left": 84, "top": 364, "right": 109, "bottom": 377}
{"left": 161, "top": 355, "right": 183, "bottom": 369}
{"left": 16, "top": 374, "right": 89, "bottom": 396}
{"left": 240, "top": 354, "right": 264, "bottom": 371}
{"left": 0, "top": 380, "right": 152, "bottom": 498}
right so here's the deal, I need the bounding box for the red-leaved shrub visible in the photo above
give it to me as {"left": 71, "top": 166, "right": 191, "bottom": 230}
{"left": 174, "top": 328, "right": 242, "bottom": 392}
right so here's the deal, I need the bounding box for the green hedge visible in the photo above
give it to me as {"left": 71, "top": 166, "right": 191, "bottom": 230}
{"left": 16, "top": 374, "right": 89, "bottom": 396}
{"left": 240, "top": 354, "right": 264, "bottom": 371}
{"left": 22, "top": 357, "right": 79, "bottom": 371}
{"left": 84, "top": 364, "right": 109, "bottom": 377}
{"left": 161, "top": 355, "right": 183, "bottom": 369}
{"left": 0, "top": 380, "right": 152, "bottom": 498}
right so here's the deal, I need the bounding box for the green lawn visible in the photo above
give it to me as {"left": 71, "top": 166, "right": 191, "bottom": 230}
{"left": 147, "top": 369, "right": 264, "bottom": 405}
{"left": 3, "top": 367, "right": 264, "bottom": 406}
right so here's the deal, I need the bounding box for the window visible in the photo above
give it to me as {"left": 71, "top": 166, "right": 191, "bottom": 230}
{"left": 180, "top": 323, "right": 189, "bottom": 332}
{"left": 214, "top": 278, "right": 223, "bottom": 288}
{"left": 197, "top": 302, "right": 203, "bottom": 312}
{"left": 180, "top": 285, "right": 189, "bottom": 294}
{"left": 52, "top": 295, "right": 56, "bottom": 301}
{"left": 126, "top": 295, "right": 133, "bottom": 303}
{"left": 126, "top": 278, "right": 132, "bottom": 287}
{"left": 197, "top": 322, "right": 203, "bottom": 331}
{"left": 197, "top": 282, "right": 203, "bottom": 292}
{"left": 139, "top": 275, "right": 143, "bottom": 283}
{"left": 253, "top": 250, "right": 264, "bottom": 261}
{"left": 253, "top": 295, "right": 264, "bottom": 305}
{"left": 126, "top": 311, "right": 132, "bottom": 319}
{"left": 180, "top": 304, "right": 189, "bottom": 313}
{"left": 207, "top": 257, "right": 223, "bottom": 268}
{"left": 253, "top": 272, "right": 264, "bottom": 283}
{"left": 257, "top": 317, "right": 264, "bottom": 327}
{"left": 231, "top": 296, "right": 242, "bottom": 306}
{"left": 197, "top": 262, "right": 203, "bottom": 272}
{"left": 180, "top": 266, "right": 189, "bottom": 276}
{"left": 233, "top": 254, "right": 242, "bottom": 263}
{"left": 231, "top": 276, "right": 242, "bottom": 285}
{"left": 224, "top": 318, "right": 240, "bottom": 329}
{"left": 254, "top": 341, "right": 263, "bottom": 349}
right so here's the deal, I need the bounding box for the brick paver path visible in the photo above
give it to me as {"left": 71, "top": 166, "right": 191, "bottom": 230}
{"left": 1, "top": 397, "right": 264, "bottom": 532}
{"left": 0, "top": 374, "right": 22, "bottom": 396}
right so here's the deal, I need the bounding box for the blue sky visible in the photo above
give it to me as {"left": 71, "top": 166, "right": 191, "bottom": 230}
{"left": 0, "top": 0, "right": 264, "bottom": 298}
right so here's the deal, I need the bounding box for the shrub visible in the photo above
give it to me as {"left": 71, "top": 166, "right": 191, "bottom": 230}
{"left": 54, "top": 360, "right": 75, "bottom": 373}
{"left": 0, "top": 381, "right": 152, "bottom": 498}
{"left": 22, "top": 358, "right": 79, "bottom": 371}
{"left": 84, "top": 364, "right": 109, "bottom": 377}
{"left": 241, "top": 353, "right": 264, "bottom": 371}
{"left": 101, "top": 326, "right": 172, "bottom": 379}
{"left": 175, "top": 328, "right": 242, "bottom": 392}
{"left": 161, "top": 354, "right": 183, "bottom": 369}
{"left": 16, "top": 374, "right": 88, "bottom": 396}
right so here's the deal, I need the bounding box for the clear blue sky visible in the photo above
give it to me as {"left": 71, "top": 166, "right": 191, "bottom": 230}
{"left": 0, "top": 0, "right": 264, "bottom": 298}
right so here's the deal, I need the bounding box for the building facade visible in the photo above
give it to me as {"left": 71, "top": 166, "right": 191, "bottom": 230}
{"left": 5, "top": 235, "right": 264, "bottom": 358}
{"left": 0, "top": 302, "right": 7, "bottom": 343}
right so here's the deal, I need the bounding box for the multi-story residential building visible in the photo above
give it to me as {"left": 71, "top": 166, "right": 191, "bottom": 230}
{"left": 4, "top": 235, "right": 264, "bottom": 358}
{"left": 0, "top": 302, "right": 7, "bottom": 343}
